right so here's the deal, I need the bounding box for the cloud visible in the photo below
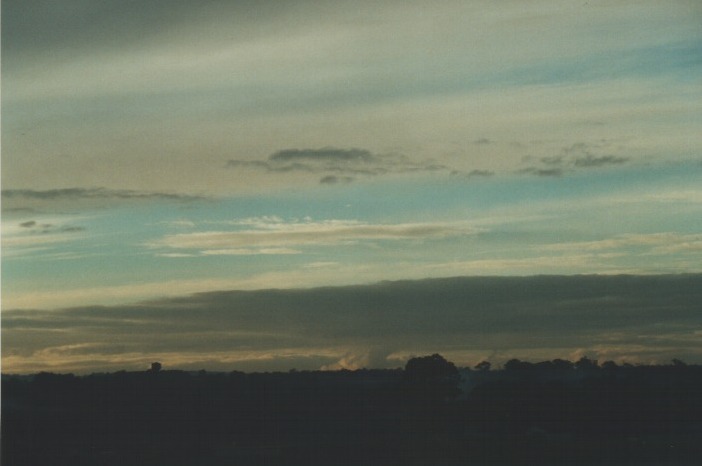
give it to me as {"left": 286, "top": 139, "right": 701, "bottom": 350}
{"left": 158, "top": 219, "right": 197, "bottom": 229}
{"left": 13, "top": 221, "right": 86, "bottom": 235}
{"left": 269, "top": 148, "right": 374, "bottom": 163}
{"left": 540, "top": 156, "right": 564, "bottom": 166}
{"left": 466, "top": 169, "right": 495, "bottom": 178}
{"left": 564, "top": 141, "right": 629, "bottom": 168}
{"left": 200, "top": 248, "right": 301, "bottom": 256}
{"left": 227, "top": 147, "right": 457, "bottom": 180}
{"left": 320, "top": 175, "right": 355, "bottom": 185}
{"left": 543, "top": 232, "right": 702, "bottom": 254}
{"left": 639, "top": 190, "right": 702, "bottom": 204}
{"left": 2, "top": 216, "right": 88, "bottom": 258}
{"left": 2, "top": 0, "right": 205, "bottom": 59}
{"left": 321, "top": 349, "right": 394, "bottom": 371}
{"left": 4, "top": 274, "right": 702, "bottom": 373}
{"left": 3, "top": 0, "right": 698, "bottom": 196}
{"left": 519, "top": 167, "right": 565, "bottom": 177}
{"left": 573, "top": 154, "right": 629, "bottom": 167}
{"left": 2, "top": 234, "right": 80, "bottom": 251}
{"left": 149, "top": 219, "right": 481, "bottom": 253}
{"left": 2, "top": 187, "right": 204, "bottom": 202}
{"left": 2, "top": 188, "right": 207, "bottom": 213}
{"left": 519, "top": 141, "right": 631, "bottom": 176}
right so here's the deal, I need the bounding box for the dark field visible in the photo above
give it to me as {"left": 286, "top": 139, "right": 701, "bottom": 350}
{"left": 3, "top": 356, "right": 702, "bottom": 465}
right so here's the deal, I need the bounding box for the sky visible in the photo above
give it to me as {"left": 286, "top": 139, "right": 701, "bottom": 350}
{"left": 2, "top": 0, "right": 702, "bottom": 373}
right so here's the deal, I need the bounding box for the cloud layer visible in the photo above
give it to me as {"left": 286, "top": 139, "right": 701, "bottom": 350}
{"left": 2, "top": 1, "right": 701, "bottom": 376}
{"left": 4, "top": 274, "right": 701, "bottom": 373}
{"left": 4, "top": 1, "right": 699, "bottom": 194}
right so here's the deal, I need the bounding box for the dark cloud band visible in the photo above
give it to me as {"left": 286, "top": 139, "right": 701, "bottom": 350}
{"left": 2, "top": 188, "right": 205, "bottom": 201}
{"left": 4, "top": 274, "right": 701, "bottom": 373}
{"left": 269, "top": 148, "right": 374, "bottom": 163}
{"left": 227, "top": 147, "right": 458, "bottom": 181}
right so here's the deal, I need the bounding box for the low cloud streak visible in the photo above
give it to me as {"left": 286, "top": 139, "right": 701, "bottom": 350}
{"left": 151, "top": 219, "right": 481, "bottom": 252}
{"left": 2, "top": 188, "right": 207, "bottom": 213}
{"left": 227, "top": 147, "right": 456, "bottom": 181}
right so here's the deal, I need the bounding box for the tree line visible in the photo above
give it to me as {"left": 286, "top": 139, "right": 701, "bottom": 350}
{"left": 3, "top": 355, "right": 702, "bottom": 465}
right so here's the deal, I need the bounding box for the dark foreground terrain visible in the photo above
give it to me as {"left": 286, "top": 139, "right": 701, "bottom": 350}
{"left": 3, "top": 355, "right": 702, "bottom": 465}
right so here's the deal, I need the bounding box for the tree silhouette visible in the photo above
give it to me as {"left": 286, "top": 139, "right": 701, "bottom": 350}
{"left": 475, "top": 360, "right": 491, "bottom": 372}
{"left": 403, "top": 353, "right": 460, "bottom": 401}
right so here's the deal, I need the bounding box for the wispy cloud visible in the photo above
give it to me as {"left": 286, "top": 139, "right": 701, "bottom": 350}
{"left": 573, "top": 154, "right": 629, "bottom": 168}
{"left": 2, "top": 216, "right": 88, "bottom": 258}
{"left": 418, "top": 254, "right": 603, "bottom": 276}
{"left": 320, "top": 175, "right": 355, "bottom": 185}
{"left": 564, "top": 142, "right": 630, "bottom": 168}
{"left": 200, "top": 248, "right": 301, "bottom": 256}
{"left": 518, "top": 167, "right": 565, "bottom": 177}
{"left": 9, "top": 219, "right": 85, "bottom": 235}
{"left": 2, "top": 188, "right": 204, "bottom": 201}
{"left": 269, "top": 148, "right": 374, "bottom": 163}
{"left": 2, "top": 233, "right": 83, "bottom": 249}
{"left": 639, "top": 190, "right": 702, "bottom": 204}
{"left": 150, "top": 218, "right": 482, "bottom": 254}
{"left": 519, "top": 140, "right": 631, "bottom": 176}
{"left": 466, "top": 169, "right": 495, "bottom": 178}
{"left": 543, "top": 232, "right": 702, "bottom": 254}
{"left": 2, "top": 188, "right": 207, "bottom": 212}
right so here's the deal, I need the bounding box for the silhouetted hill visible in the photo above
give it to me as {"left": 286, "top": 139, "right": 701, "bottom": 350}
{"left": 3, "top": 357, "right": 702, "bottom": 465}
